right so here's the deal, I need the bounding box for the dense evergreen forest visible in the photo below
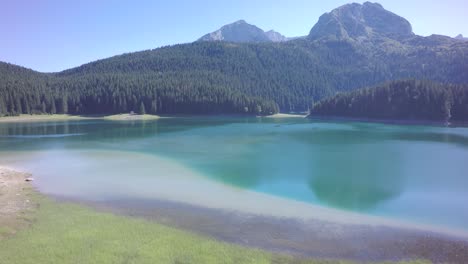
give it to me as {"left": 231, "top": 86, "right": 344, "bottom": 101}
{"left": 309, "top": 80, "right": 468, "bottom": 123}
{"left": 1, "top": 36, "right": 468, "bottom": 117}
{"left": 0, "top": 60, "right": 279, "bottom": 116}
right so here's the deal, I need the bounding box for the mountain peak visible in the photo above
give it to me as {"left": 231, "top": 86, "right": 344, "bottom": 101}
{"left": 198, "top": 20, "right": 286, "bottom": 43}
{"left": 363, "top": 1, "right": 383, "bottom": 8}
{"left": 455, "top": 34, "right": 468, "bottom": 41}
{"left": 234, "top": 19, "right": 247, "bottom": 24}
{"left": 308, "top": 2, "right": 414, "bottom": 41}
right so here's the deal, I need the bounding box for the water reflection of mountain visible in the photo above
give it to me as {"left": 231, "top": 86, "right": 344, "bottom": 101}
{"left": 291, "top": 128, "right": 406, "bottom": 211}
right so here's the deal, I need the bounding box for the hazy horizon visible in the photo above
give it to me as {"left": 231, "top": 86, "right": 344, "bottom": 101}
{"left": 1, "top": 0, "right": 467, "bottom": 72}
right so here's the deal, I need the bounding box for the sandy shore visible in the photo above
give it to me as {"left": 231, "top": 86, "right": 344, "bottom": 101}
{"left": 0, "top": 167, "right": 37, "bottom": 238}
{"left": 0, "top": 114, "right": 161, "bottom": 123}
{"left": 264, "top": 113, "right": 307, "bottom": 118}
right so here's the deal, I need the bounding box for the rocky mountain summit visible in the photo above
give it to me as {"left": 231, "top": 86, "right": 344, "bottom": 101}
{"left": 198, "top": 20, "right": 287, "bottom": 43}
{"left": 308, "top": 2, "right": 414, "bottom": 41}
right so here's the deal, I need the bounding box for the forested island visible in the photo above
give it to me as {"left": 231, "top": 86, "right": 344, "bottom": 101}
{"left": 309, "top": 80, "right": 468, "bottom": 123}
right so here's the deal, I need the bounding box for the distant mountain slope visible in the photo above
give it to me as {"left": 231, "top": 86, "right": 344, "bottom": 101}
{"left": 1, "top": 2, "right": 468, "bottom": 117}
{"left": 309, "top": 80, "right": 468, "bottom": 123}
{"left": 197, "top": 20, "right": 287, "bottom": 43}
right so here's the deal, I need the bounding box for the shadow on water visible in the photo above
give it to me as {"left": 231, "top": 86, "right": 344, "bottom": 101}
{"left": 288, "top": 122, "right": 468, "bottom": 211}
{"left": 307, "top": 152, "right": 405, "bottom": 210}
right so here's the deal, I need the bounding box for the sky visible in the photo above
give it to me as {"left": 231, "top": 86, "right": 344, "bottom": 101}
{"left": 1, "top": 0, "right": 467, "bottom": 72}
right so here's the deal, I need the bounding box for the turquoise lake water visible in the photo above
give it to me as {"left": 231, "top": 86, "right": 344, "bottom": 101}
{"left": 1, "top": 117, "right": 468, "bottom": 230}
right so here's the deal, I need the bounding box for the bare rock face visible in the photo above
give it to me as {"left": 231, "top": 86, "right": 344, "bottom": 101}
{"left": 198, "top": 20, "right": 287, "bottom": 43}
{"left": 308, "top": 2, "right": 414, "bottom": 41}
{"left": 265, "top": 30, "right": 288, "bottom": 42}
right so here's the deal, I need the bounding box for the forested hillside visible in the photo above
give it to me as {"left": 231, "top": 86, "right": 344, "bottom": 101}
{"left": 0, "top": 62, "right": 279, "bottom": 116}
{"left": 309, "top": 80, "right": 468, "bottom": 123}
{"left": 1, "top": 2, "right": 468, "bottom": 117}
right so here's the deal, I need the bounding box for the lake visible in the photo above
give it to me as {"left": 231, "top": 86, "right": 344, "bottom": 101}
{"left": 1, "top": 116, "right": 468, "bottom": 232}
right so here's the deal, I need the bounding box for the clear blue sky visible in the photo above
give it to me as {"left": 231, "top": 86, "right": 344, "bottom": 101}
{"left": 1, "top": 0, "right": 467, "bottom": 72}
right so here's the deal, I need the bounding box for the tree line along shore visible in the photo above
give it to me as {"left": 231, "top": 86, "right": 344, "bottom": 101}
{"left": 309, "top": 80, "right": 468, "bottom": 123}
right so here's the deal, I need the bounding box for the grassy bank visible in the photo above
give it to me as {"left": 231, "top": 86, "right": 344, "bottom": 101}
{"left": 1, "top": 195, "right": 278, "bottom": 264}
{"left": 0, "top": 197, "right": 432, "bottom": 264}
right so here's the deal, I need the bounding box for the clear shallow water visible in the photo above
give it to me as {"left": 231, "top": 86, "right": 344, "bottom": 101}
{"left": 1, "top": 117, "right": 468, "bottom": 230}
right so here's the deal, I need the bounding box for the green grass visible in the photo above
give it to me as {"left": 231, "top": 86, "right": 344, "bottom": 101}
{"left": 0, "top": 195, "right": 430, "bottom": 264}
{"left": 0, "top": 196, "right": 321, "bottom": 264}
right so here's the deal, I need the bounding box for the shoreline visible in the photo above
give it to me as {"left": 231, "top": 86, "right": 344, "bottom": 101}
{"left": 263, "top": 113, "right": 307, "bottom": 118}
{"left": 4, "top": 113, "right": 466, "bottom": 128}
{"left": 0, "top": 166, "right": 310, "bottom": 264}
{"left": 0, "top": 113, "right": 307, "bottom": 123}
{"left": 2, "top": 164, "right": 468, "bottom": 262}
{"left": 0, "top": 114, "right": 162, "bottom": 123}
{"left": 77, "top": 195, "right": 468, "bottom": 263}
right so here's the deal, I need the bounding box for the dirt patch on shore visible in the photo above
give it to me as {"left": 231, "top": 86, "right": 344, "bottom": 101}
{"left": 0, "top": 167, "right": 37, "bottom": 238}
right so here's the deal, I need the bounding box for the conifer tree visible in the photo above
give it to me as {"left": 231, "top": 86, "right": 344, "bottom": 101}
{"left": 139, "top": 102, "right": 146, "bottom": 115}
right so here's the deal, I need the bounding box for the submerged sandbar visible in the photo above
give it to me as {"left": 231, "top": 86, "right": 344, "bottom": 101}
{"left": 2, "top": 149, "right": 468, "bottom": 239}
